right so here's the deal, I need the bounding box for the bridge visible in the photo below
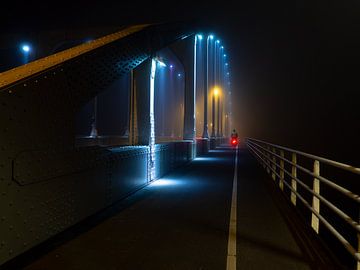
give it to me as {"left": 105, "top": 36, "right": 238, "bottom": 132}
{"left": 0, "top": 23, "right": 359, "bottom": 270}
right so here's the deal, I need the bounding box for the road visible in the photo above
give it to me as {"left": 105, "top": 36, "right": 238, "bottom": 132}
{"left": 13, "top": 145, "right": 330, "bottom": 269}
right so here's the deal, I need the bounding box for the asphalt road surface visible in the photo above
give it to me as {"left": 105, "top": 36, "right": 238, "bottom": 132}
{"left": 15, "top": 145, "right": 334, "bottom": 270}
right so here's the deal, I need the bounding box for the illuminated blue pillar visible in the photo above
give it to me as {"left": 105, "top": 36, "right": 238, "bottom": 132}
{"left": 133, "top": 59, "right": 151, "bottom": 146}
{"left": 202, "top": 35, "right": 213, "bottom": 139}
{"left": 132, "top": 59, "right": 153, "bottom": 181}
{"left": 170, "top": 35, "right": 196, "bottom": 141}
{"left": 149, "top": 58, "right": 156, "bottom": 180}
{"left": 182, "top": 37, "right": 196, "bottom": 141}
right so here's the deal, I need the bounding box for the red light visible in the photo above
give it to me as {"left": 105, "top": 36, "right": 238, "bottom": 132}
{"left": 231, "top": 138, "right": 238, "bottom": 146}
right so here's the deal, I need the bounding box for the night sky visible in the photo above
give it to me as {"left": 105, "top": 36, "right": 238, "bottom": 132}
{"left": 1, "top": 0, "right": 360, "bottom": 164}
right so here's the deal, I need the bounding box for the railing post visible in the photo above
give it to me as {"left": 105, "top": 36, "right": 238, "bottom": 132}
{"left": 358, "top": 221, "right": 360, "bottom": 270}
{"left": 279, "top": 150, "right": 284, "bottom": 191}
{"left": 311, "top": 160, "right": 320, "bottom": 233}
{"left": 358, "top": 229, "right": 360, "bottom": 270}
{"left": 262, "top": 147, "right": 266, "bottom": 169}
{"left": 271, "top": 147, "right": 276, "bottom": 181}
{"left": 291, "top": 153, "right": 297, "bottom": 206}
{"left": 266, "top": 146, "right": 271, "bottom": 174}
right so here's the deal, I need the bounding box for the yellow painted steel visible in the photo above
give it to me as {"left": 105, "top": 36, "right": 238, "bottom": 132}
{"left": 0, "top": 24, "right": 149, "bottom": 89}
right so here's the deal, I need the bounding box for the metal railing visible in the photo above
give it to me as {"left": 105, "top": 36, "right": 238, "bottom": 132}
{"left": 246, "top": 138, "right": 360, "bottom": 269}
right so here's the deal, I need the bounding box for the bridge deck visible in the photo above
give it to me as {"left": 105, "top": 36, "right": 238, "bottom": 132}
{"left": 17, "top": 147, "right": 324, "bottom": 269}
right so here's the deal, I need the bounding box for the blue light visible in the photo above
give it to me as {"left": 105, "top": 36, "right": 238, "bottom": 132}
{"left": 150, "top": 59, "right": 157, "bottom": 181}
{"left": 155, "top": 57, "right": 166, "bottom": 67}
{"left": 148, "top": 178, "right": 183, "bottom": 188}
{"left": 170, "top": 64, "right": 174, "bottom": 69}
{"left": 225, "top": 63, "right": 229, "bottom": 66}
{"left": 216, "top": 40, "right": 220, "bottom": 44}
{"left": 197, "top": 34, "right": 203, "bottom": 40}
{"left": 220, "top": 46, "right": 224, "bottom": 49}
{"left": 209, "top": 35, "right": 214, "bottom": 40}
{"left": 224, "top": 54, "right": 227, "bottom": 57}
{"left": 227, "top": 72, "right": 230, "bottom": 75}
{"left": 22, "top": 45, "right": 30, "bottom": 53}
{"left": 177, "top": 73, "right": 182, "bottom": 77}
{"left": 193, "top": 157, "right": 222, "bottom": 162}
{"left": 157, "top": 61, "right": 166, "bottom": 67}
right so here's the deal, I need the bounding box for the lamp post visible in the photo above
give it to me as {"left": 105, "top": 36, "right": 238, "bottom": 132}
{"left": 202, "top": 35, "right": 213, "bottom": 139}
{"left": 217, "top": 92, "right": 220, "bottom": 137}
{"left": 212, "top": 88, "right": 219, "bottom": 137}
{"left": 21, "top": 44, "right": 31, "bottom": 64}
{"left": 219, "top": 46, "right": 224, "bottom": 137}
{"left": 214, "top": 40, "right": 220, "bottom": 90}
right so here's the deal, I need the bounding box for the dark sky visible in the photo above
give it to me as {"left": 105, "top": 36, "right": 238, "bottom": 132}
{"left": 2, "top": 0, "right": 360, "bottom": 163}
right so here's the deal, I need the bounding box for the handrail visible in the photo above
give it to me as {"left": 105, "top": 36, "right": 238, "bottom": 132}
{"left": 248, "top": 138, "right": 360, "bottom": 175}
{"left": 247, "top": 142, "right": 360, "bottom": 232}
{"left": 245, "top": 138, "right": 360, "bottom": 268}
{"left": 247, "top": 140, "right": 360, "bottom": 203}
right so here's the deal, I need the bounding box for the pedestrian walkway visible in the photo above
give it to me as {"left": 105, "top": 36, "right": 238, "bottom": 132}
{"left": 18, "top": 146, "right": 328, "bottom": 270}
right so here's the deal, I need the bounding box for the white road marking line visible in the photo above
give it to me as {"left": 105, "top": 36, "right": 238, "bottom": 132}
{"left": 226, "top": 147, "right": 238, "bottom": 270}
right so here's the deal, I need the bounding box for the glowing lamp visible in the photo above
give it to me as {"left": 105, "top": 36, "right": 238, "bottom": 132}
{"left": 22, "top": 45, "right": 30, "bottom": 53}
{"left": 231, "top": 138, "right": 238, "bottom": 146}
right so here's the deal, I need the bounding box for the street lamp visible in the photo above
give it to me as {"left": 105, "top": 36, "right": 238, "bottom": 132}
{"left": 219, "top": 46, "right": 224, "bottom": 91}
{"left": 216, "top": 89, "right": 220, "bottom": 137}
{"left": 20, "top": 43, "right": 31, "bottom": 64}
{"left": 214, "top": 40, "right": 220, "bottom": 88}
{"left": 22, "top": 45, "right": 30, "bottom": 52}
{"left": 212, "top": 87, "right": 219, "bottom": 137}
